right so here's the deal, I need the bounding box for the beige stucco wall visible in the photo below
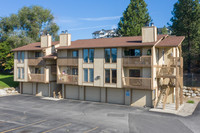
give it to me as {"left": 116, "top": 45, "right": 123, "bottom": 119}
{"left": 142, "top": 26, "right": 157, "bottom": 43}
{"left": 59, "top": 34, "right": 71, "bottom": 47}
{"left": 14, "top": 51, "right": 28, "bottom": 82}
{"left": 41, "top": 35, "right": 51, "bottom": 48}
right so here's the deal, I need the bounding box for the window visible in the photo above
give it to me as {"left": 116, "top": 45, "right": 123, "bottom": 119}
{"left": 105, "top": 69, "right": 117, "bottom": 84}
{"left": 17, "top": 52, "right": 21, "bottom": 63}
{"left": 83, "top": 49, "right": 88, "bottom": 63}
{"left": 124, "top": 49, "right": 141, "bottom": 56}
{"left": 72, "top": 68, "right": 78, "bottom": 75}
{"left": 72, "top": 50, "right": 78, "bottom": 58}
{"left": 35, "top": 52, "right": 41, "bottom": 58}
{"left": 83, "top": 49, "right": 94, "bottom": 63}
{"left": 89, "top": 49, "right": 94, "bottom": 63}
{"left": 89, "top": 69, "right": 94, "bottom": 82}
{"left": 21, "top": 52, "right": 24, "bottom": 63}
{"left": 112, "top": 69, "right": 117, "bottom": 83}
{"left": 21, "top": 68, "right": 24, "bottom": 79}
{"left": 129, "top": 69, "right": 140, "bottom": 77}
{"left": 17, "top": 52, "right": 25, "bottom": 63}
{"left": 105, "top": 48, "right": 117, "bottom": 63}
{"left": 111, "top": 48, "right": 117, "bottom": 63}
{"left": 105, "top": 49, "right": 110, "bottom": 63}
{"left": 105, "top": 69, "right": 110, "bottom": 83}
{"left": 17, "top": 68, "right": 21, "bottom": 79}
{"left": 83, "top": 68, "right": 94, "bottom": 82}
{"left": 84, "top": 69, "right": 88, "bottom": 82}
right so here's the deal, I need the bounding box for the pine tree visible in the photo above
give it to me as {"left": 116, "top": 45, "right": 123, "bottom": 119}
{"left": 118, "top": 0, "right": 151, "bottom": 36}
{"left": 170, "top": 0, "right": 200, "bottom": 73}
{"left": 161, "top": 25, "right": 168, "bottom": 35}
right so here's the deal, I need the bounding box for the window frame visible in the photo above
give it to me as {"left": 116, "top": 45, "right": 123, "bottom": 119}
{"left": 83, "top": 49, "right": 94, "bottom": 63}
{"left": 104, "top": 48, "right": 117, "bottom": 63}
{"left": 72, "top": 50, "right": 78, "bottom": 58}
{"left": 83, "top": 68, "right": 94, "bottom": 83}
{"left": 104, "top": 69, "right": 117, "bottom": 84}
{"left": 35, "top": 52, "right": 41, "bottom": 58}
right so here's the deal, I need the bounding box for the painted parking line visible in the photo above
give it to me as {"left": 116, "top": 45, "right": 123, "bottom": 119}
{"left": 41, "top": 123, "right": 72, "bottom": 133}
{"left": 83, "top": 127, "right": 99, "bottom": 133}
{"left": 0, "top": 119, "right": 47, "bottom": 133}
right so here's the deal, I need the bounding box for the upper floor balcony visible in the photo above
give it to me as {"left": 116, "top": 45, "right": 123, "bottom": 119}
{"left": 28, "top": 74, "right": 47, "bottom": 83}
{"left": 123, "top": 77, "right": 152, "bottom": 90}
{"left": 123, "top": 56, "right": 152, "bottom": 67}
{"left": 57, "top": 58, "right": 78, "bottom": 66}
{"left": 28, "top": 57, "right": 45, "bottom": 66}
{"left": 57, "top": 74, "right": 78, "bottom": 85}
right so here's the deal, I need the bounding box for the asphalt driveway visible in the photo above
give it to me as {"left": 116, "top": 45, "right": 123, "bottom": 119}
{"left": 0, "top": 95, "right": 199, "bottom": 133}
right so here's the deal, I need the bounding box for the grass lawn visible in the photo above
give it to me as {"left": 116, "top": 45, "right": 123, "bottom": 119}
{"left": 0, "top": 74, "right": 19, "bottom": 89}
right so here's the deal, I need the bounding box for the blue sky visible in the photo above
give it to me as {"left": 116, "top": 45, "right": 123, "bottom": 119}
{"left": 0, "top": 0, "right": 177, "bottom": 41}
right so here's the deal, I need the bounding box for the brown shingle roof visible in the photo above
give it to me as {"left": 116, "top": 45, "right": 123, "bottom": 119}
{"left": 156, "top": 36, "right": 185, "bottom": 47}
{"left": 57, "top": 35, "right": 167, "bottom": 50}
{"left": 12, "top": 35, "right": 185, "bottom": 52}
{"left": 12, "top": 41, "right": 59, "bottom": 51}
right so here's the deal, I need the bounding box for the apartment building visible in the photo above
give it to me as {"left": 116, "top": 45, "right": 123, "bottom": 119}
{"left": 12, "top": 26, "right": 184, "bottom": 110}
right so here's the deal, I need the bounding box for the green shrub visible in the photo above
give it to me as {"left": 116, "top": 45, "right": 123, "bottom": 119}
{"left": 187, "top": 100, "right": 195, "bottom": 104}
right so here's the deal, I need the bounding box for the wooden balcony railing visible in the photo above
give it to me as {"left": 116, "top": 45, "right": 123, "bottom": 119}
{"left": 57, "top": 74, "right": 78, "bottom": 85}
{"left": 57, "top": 58, "right": 78, "bottom": 66}
{"left": 28, "top": 74, "right": 46, "bottom": 83}
{"left": 123, "top": 77, "right": 152, "bottom": 90}
{"left": 123, "top": 56, "right": 152, "bottom": 67}
{"left": 28, "top": 57, "right": 45, "bottom": 66}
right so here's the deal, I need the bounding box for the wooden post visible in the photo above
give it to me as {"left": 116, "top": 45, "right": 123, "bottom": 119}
{"left": 163, "top": 86, "right": 170, "bottom": 110}
{"left": 175, "top": 48, "right": 179, "bottom": 110}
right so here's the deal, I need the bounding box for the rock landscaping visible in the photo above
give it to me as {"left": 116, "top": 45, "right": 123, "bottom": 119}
{"left": 183, "top": 86, "right": 200, "bottom": 98}
{"left": 0, "top": 87, "right": 19, "bottom": 96}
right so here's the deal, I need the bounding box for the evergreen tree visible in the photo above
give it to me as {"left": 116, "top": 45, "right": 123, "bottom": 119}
{"left": 118, "top": 0, "right": 151, "bottom": 36}
{"left": 170, "top": 0, "right": 200, "bottom": 73}
{"left": 161, "top": 25, "right": 168, "bottom": 35}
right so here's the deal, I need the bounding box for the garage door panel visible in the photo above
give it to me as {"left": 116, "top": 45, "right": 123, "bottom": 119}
{"left": 38, "top": 84, "right": 49, "bottom": 97}
{"left": 85, "top": 87, "right": 100, "bottom": 102}
{"left": 23, "top": 83, "right": 33, "bottom": 95}
{"left": 107, "top": 88, "right": 124, "bottom": 104}
{"left": 65, "top": 85, "right": 79, "bottom": 100}
{"left": 132, "top": 89, "right": 152, "bottom": 107}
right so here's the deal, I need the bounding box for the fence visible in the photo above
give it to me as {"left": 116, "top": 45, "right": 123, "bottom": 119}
{"left": 183, "top": 73, "right": 200, "bottom": 87}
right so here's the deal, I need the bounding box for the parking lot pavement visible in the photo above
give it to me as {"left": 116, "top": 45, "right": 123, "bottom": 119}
{"left": 0, "top": 95, "right": 199, "bottom": 133}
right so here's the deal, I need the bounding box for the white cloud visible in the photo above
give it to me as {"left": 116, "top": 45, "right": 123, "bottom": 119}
{"left": 80, "top": 16, "right": 121, "bottom": 21}
{"left": 68, "top": 25, "right": 115, "bottom": 31}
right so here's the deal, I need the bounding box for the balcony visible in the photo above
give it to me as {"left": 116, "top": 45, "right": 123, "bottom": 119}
{"left": 28, "top": 74, "right": 46, "bottom": 83}
{"left": 28, "top": 57, "right": 45, "bottom": 66}
{"left": 57, "top": 74, "right": 78, "bottom": 85}
{"left": 123, "top": 56, "right": 152, "bottom": 67}
{"left": 57, "top": 58, "right": 78, "bottom": 66}
{"left": 123, "top": 77, "right": 152, "bottom": 90}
